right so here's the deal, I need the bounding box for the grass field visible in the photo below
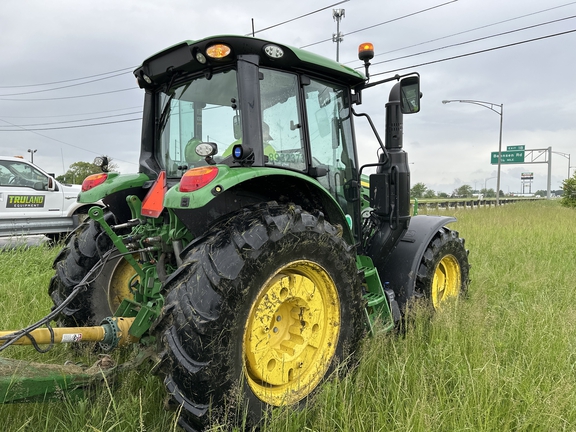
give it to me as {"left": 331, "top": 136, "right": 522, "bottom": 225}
{"left": 0, "top": 200, "right": 574, "bottom": 431}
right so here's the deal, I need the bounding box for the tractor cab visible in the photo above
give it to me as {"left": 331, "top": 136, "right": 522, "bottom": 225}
{"left": 133, "top": 35, "right": 418, "bottom": 243}
{"left": 135, "top": 36, "right": 364, "bottom": 231}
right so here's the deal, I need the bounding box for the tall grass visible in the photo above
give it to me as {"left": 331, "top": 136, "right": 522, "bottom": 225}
{"left": 1, "top": 201, "right": 575, "bottom": 431}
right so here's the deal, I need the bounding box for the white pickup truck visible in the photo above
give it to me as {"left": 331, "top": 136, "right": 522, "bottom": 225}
{"left": 0, "top": 156, "right": 99, "bottom": 239}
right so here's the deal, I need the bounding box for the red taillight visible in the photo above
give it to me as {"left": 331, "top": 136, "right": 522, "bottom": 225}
{"left": 141, "top": 171, "right": 167, "bottom": 218}
{"left": 82, "top": 173, "right": 108, "bottom": 192}
{"left": 180, "top": 167, "right": 219, "bottom": 192}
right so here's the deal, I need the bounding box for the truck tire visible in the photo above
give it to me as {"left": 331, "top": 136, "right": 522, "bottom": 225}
{"left": 155, "top": 203, "right": 364, "bottom": 431}
{"left": 415, "top": 227, "right": 469, "bottom": 309}
{"left": 48, "top": 212, "right": 135, "bottom": 327}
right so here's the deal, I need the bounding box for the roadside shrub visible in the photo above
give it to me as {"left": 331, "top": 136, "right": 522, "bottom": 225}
{"left": 561, "top": 173, "right": 576, "bottom": 208}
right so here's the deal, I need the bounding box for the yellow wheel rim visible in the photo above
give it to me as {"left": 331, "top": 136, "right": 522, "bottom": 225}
{"left": 107, "top": 256, "right": 138, "bottom": 313}
{"left": 243, "top": 260, "right": 340, "bottom": 406}
{"left": 431, "top": 254, "right": 461, "bottom": 309}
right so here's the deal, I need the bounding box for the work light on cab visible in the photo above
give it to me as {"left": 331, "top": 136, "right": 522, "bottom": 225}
{"left": 82, "top": 173, "right": 108, "bottom": 192}
{"left": 206, "top": 44, "right": 231, "bottom": 59}
{"left": 180, "top": 166, "right": 219, "bottom": 192}
{"left": 264, "top": 44, "right": 284, "bottom": 59}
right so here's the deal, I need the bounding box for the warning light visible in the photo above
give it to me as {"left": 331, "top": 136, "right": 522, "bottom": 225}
{"left": 358, "top": 43, "right": 374, "bottom": 62}
{"left": 180, "top": 166, "right": 219, "bottom": 192}
{"left": 82, "top": 173, "right": 108, "bottom": 192}
{"left": 206, "top": 44, "right": 231, "bottom": 59}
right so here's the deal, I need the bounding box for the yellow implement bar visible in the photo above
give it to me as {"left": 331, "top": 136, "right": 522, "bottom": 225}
{"left": 0, "top": 317, "right": 136, "bottom": 347}
{"left": 0, "top": 327, "right": 104, "bottom": 345}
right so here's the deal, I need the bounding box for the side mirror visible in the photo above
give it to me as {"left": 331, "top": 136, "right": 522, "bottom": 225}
{"left": 399, "top": 76, "right": 420, "bottom": 114}
{"left": 47, "top": 177, "right": 55, "bottom": 191}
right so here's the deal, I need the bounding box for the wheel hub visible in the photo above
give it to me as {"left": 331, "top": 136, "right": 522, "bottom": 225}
{"left": 244, "top": 260, "right": 340, "bottom": 406}
{"left": 431, "top": 254, "right": 461, "bottom": 309}
{"left": 107, "top": 256, "right": 138, "bottom": 313}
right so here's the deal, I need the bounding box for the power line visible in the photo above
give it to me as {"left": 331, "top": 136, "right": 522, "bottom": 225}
{"left": 0, "top": 117, "right": 138, "bottom": 165}
{"left": 0, "top": 105, "right": 141, "bottom": 119}
{"left": 370, "top": 27, "right": 576, "bottom": 77}
{"left": 343, "top": 0, "right": 576, "bottom": 64}
{"left": 0, "top": 71, "right": 133, "bottom": 97}
{"left": 0, "top": 87, "right": 136, "bottom": 101}
{"left": 0, "top": 67, "right": 136, "bottom": 89}
{"left": 367, "top": 14, "right": 576, "bottom": 68}
{"left": 247, "top": 0, "right": 349, "bottom": 36}
{"left": 0, "top": 111, "right": 141, "bottom": 128}
{"left": 300, "top": 0, "right": 458, "bottom": 49}
{"left": 0, "top": 117, "right": 141, "bottom": 131}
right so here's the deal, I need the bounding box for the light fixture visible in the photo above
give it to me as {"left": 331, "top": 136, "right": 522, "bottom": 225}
{"left": 264, "top": 44, "right": 284, "bottom": 59}
{"left": 206, "top": 44, "right": 231, "bottom": 59}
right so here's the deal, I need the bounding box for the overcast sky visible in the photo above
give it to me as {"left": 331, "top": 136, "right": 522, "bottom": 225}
{"left": 2, "top": 0, "right": 575, "bottom": 194}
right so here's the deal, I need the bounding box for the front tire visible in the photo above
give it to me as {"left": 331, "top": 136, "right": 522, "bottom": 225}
{"left": 415, "top": 226, "right": 469, "bottom": 309}
{"left": 155, "top": 203, "right": 364, "bottom": 431}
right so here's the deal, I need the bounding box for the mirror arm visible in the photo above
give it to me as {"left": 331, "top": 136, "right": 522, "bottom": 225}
{"left": 352, "top": 107, "right": 389, "bottom": 163}
{"left": 358, "top": 72, "right": 419, "bottom": 91}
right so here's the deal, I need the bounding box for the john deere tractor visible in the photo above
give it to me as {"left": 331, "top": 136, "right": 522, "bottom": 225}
{"left": 0, "top": 35, "right": 469, "bottom": 431}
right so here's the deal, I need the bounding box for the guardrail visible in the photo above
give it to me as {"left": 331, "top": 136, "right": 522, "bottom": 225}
{"left": 411, "top": 197, "right": 543, "bottom": 214}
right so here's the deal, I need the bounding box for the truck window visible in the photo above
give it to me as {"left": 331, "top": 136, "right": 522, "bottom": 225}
{"left": 0, "top": 160, "right": 49, "bottom": 190}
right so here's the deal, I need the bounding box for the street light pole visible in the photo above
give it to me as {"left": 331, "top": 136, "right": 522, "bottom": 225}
{"left": 27, "top": 149, "right": 37, "bottom": 164}
{"left": 443, "top": 99, "right": 504, "bottom": 205}
{"left": 485, "top": 176, "right": 497, "bottom": 191}
{"left": 552, "top": 151, "right": 571, "bottom": 179}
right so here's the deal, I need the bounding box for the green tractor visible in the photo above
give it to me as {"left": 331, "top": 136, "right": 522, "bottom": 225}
{"left": 1, "top": 35, "right": 469, "bottom": 431}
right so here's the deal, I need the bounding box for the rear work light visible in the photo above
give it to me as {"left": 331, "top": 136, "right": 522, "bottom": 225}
{"left": 82, "top": 173, "right": 108, "bottom": 192}
{"left": 141, "top": 171, "right": 167, "bottom": 218}
{"left": 180, "top": 166, "right": 219, "bottom": 192}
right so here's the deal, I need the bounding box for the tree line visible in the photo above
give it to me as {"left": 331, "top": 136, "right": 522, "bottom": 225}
{"left": 56, "top": 160, "right": 118, "bottom": 185}
{"left": 410, "top": 181, "right": 570, "bottom": 200}
{"left": 410, "top": 182, "right": 498, "bottom": 199}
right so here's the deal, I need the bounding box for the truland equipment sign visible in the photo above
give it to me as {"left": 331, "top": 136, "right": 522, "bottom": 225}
{"left": 6, "top": 195, "right": 45, "bottom": 208}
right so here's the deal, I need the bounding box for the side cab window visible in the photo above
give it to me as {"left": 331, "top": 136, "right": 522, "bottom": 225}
{"left": 304, "top": 79, "right": 357, "bottom": 207}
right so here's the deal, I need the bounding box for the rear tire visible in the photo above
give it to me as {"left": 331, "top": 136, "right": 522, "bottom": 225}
{"left": 415, "top": 227, "right": 469, "bottom": 309}
{"left": 155, "top": 203, "right": 364, "bottom": 431}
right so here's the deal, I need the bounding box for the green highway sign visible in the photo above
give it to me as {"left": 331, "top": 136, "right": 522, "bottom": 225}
{"left": 491, "top": 151, "right": 525, "bottom": 164}
{"left": 506, "top": 145, "right": 525, "bottom": 151}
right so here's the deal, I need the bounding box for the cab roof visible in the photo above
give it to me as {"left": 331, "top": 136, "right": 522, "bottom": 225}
{"left": 134, "top": 35, "right": 366, "bottom": 89}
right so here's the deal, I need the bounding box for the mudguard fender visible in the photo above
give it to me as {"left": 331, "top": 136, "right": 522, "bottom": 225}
{"left": 374, "top": 215, "right": 456, "bottom": 310}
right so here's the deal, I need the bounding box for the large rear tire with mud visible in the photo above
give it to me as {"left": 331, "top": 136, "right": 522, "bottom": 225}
{"left": 49, "top": 212, "right": 136, "bottom": 326}
{"left": 415, "top": 226, "right": 469, "bottom": 309}
{"left": 155, "top": 203, "right": 365, "bottom": 431}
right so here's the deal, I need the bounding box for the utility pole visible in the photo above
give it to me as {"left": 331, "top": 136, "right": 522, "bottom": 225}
{"left": 332, "top": 9, "right": 345, "bottom": 62}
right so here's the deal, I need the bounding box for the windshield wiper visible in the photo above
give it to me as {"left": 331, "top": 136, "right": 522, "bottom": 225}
{"left": 156, "top": 80, "right": 193, "bottom": 137}
{"left": 157, "top": 93, "right": 175, "bottom": 135}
